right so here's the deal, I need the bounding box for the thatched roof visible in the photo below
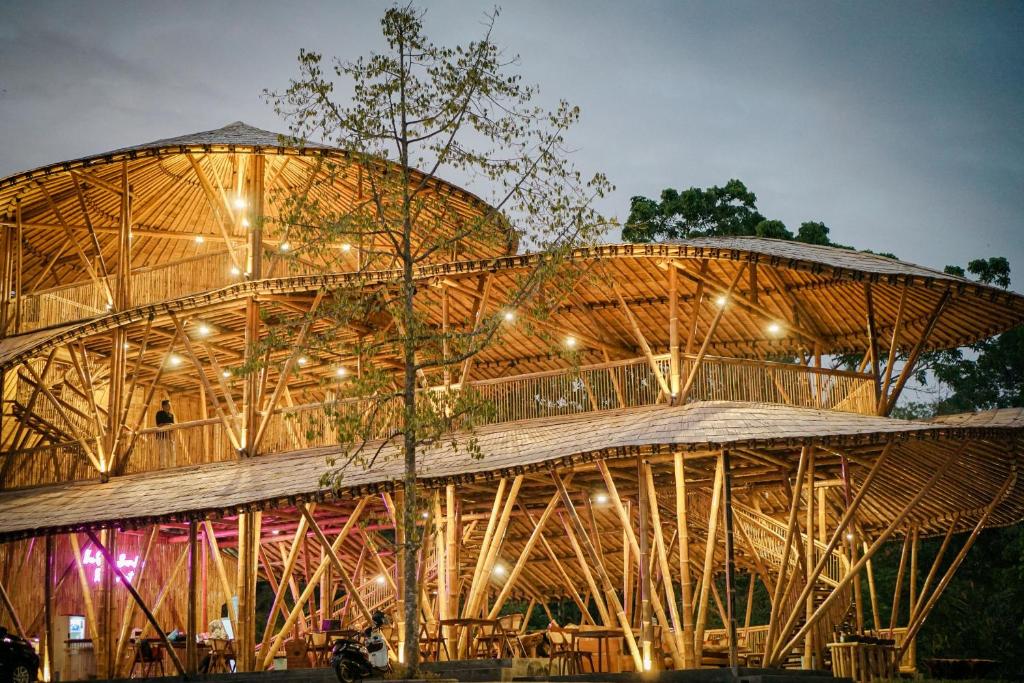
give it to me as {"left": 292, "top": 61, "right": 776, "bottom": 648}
{"left": 0, "top": 401, "right": 1018, "bottom": 542}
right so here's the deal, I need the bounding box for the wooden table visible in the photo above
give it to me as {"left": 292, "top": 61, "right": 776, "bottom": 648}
{"left": 572, "top": 628, "right": 623, "bottom": 673}
{"left": 439, "top": 618, "right": 508, "bottom": 659}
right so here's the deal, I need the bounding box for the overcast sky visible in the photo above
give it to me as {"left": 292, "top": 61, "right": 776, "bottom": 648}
{"left": 1, "top": 1, "right": 1021, "bottom": 279}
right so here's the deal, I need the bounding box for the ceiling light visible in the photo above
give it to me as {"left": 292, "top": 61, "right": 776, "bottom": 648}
{"left": 169, "top": 355, "right": 182, "bottom": 367}
{"left": 230, "top": 266, "right": 241, "bottom": 277}
{"left": 297, "top": 356, "right": 308, "bottom": 366}
{"left": 340, "top": 243, "right": 352, "bottom": 253}
{"left": 221, "top": 370, "right": 231, "bottom": 378}
{"left": 197, "top": 324, "right": 211, "bottom": 336}
{"left": 279, "top": 242, "right": 291, "bottom": 252}
{"left": 375, "top": 574, "right": 386, "bottom": 585}
{"left": 845, "top": 532, "right": 855, "bottom": 541}
{"left": 565, "top": 335, "right": 577, "bottom": 349}
{"left": 335, "top": 367, "right": 348, "bottom": 378}
{"left": 715, "top": 295, "right": 728, "bottom": 307}
{"left": 594, "top": 492, "right": 609, "bottom": 505}
{"left": 233, "top": 197, "right": 247, "bottom": 210}
{"left": 503, "top": 310, "right": 516, "bottom": 322}
{"left": 767, "top": 322, "right": 782, "bottom": 335}
{"left": 493, "top": 564, "right": 507, "bottom": 576}
{"left": 241, "top": 217, "right": 251, "bottom": 228}
{"left": 272, "top": 529, "right": 281, "bottom": 536}
{"left": 194, "top": 235, "right": 205, "bottom": 244}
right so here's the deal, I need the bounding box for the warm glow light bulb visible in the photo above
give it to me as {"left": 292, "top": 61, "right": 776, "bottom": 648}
{"left": 197, "top": 324, "right": 211, "bottom": 336}
{"left": 594, "top": 492, "right": 609, "bottom": 505}
{"left": 230, "top": 266, "right": 241, "bottom": 277}
{"left": 279, "top": 242, "right": 291, "bottom": 252}
{"left": 715, "top": 295, "right": 728, "bottom": 307}
{"left": 336, "top": 367, "right": 348, "bottom": 378}
{"left": 504, "top": 310, "right": 515, "bottom": 322}
{"left": 767, "top": 322, "right": 782, "bottom": 335}
{"left": 222, "top": 370, "right": 231, "bottom": 378}
{"left": 375, "top": 574, "right": 386, "bottom": 585}
{"left": 169, "top": 355, "right": 182, "bottom": 367}
{"left": 565, "top": 335, "right": 577, "bottom": 348}
{"left": 341, "top": 242, "right": 352, "bottom": 253}
{"left": 194, "top": 235, "right": 205, "bottom": 244}
{"left": 233, "top": 196, "right": 246, "bottom": 210}
{"left": 297, "top": 356, "right": 308, "bottom": 366}
{"left": 241, "top": 217, "right": 251, "bottom": 228}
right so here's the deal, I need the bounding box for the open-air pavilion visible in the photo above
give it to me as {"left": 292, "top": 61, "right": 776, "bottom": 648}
{"left": 0, "top": 123, "right": 1022, "bottom": 682}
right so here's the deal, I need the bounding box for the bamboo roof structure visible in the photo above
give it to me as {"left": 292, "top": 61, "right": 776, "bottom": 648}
{"left": 0, "top": 121, "right": 516, "bottom": 293}
{"left": 2, "top": 121, "right": 1024, "bottom": 678}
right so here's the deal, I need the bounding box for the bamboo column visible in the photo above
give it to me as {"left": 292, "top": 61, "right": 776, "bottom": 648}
{"left": 695, "top": 454, "right": 725, "bottom": 662}
{"left": 674, "top": 451, "right": 696, "bottom": 667}
{"left": 803, "top": 446, "right": 815, "bottom": 669}
{"left": 43, "top": 535, "right": 54, "bottom": 683}
{"left": 551, "top": 469, "right": 643, "bottom": 671}
{"left": 186, "top": 520, "right": 199, "bottom": 675}
{"left": 637, "top": 456, "right": 654, "bottom": 670}
{"left": 721, "top": 449, "right": 739, "bottom": 669}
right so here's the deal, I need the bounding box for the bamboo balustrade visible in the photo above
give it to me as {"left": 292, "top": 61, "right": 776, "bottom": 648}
{"left": 1, "top": 354, "right": 875, "bottom": 490}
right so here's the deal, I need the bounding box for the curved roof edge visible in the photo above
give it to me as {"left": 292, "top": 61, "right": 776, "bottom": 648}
{"left": 0, "top": 401, "right": 1019, "bottom": 541}
{"left": 1, "top": 241, "right": 1022, "bottom": 372}
{"left": 0, "top": 121, "right": 516, "bottom": 251}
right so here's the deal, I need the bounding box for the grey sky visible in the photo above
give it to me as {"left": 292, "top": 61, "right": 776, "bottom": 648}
{"left": 1, "top": 1, "right": 1022, "bottom": 276}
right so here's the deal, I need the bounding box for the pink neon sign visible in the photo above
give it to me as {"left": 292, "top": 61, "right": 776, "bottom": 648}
{"left": 82, "top": 547, "right": 140, "bottom": 584}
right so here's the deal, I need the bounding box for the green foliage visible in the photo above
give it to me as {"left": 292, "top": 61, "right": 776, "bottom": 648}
{"left": 623, "top": 179, "right": 765, "bottom": 241}
{"left": 262, "top": 4, "right": 609, "bottom": 669}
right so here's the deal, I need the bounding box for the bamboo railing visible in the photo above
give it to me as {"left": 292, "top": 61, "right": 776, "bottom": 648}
{"left": 1, "top": 355, "right": 875, "bottom": 489}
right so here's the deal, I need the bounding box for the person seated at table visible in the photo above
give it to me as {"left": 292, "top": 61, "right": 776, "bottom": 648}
{"left": 199, "top": 619, "right": 230, "bottom": 673}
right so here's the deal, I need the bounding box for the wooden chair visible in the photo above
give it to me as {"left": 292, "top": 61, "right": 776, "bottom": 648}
{"left": 207, "top": 638, "right": 235, "bottom": 673}
{"left": 498, "top": 614, "right": 527, "bottom": 656}
{"left": 419, "top": 621, "right": 450, "bottom": 662}
{"left": 546, "top": 628, "right": 593, "bottom": 675}
{"left": 130, "top": 640, "right": 165, "bottom": 678}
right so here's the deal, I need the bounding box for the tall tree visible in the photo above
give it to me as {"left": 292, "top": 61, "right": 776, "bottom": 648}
{"left": 264, "top": 6, "right": 609, "bottom": 669}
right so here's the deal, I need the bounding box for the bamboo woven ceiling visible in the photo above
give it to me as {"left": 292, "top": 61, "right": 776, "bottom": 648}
{"left": 0, "top": 401, "right": 1019, "bottom": 542}
{"left": 0, "top": 242, "right": 1022, "bottom": 392}
{"left": 0, "top": 121, "right": 515, "bottom": 291}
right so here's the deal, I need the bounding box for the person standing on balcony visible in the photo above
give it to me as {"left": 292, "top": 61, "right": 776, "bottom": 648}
{"left": 155, "top": 399, "right": 176, "bottom": 469}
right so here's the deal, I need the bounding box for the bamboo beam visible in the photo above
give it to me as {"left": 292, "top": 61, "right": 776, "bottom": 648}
{"left": 301, "top": 506, "right": 374, "bottom": 625}
{"left": 203, "top": 521, "right": 239, "bottom": 632}
{"left": 694, "top": 453, "right": 725, "bottom": 661}
{"left": 668, "top": 265, "right": 680, "bottom": 398}
{"left": 898, "top": 473, "right": 1014, "bottom": 655}
{"left": 262, "top": 497, "right": 369, "bottom": 669}
{"left": 864, "top": 282, "right": 881, "bottom": 409}
{"left": 85, "top": 530, "right": 187, "bottom": 678}
{"left": 596, "top": 460, "right": 684, "bottom": 667}
{"left": 770, "top": 443, "right": 963, "bottom": 664}
{"left": 674, "top": 450, "right": 696, "bottom": 667}
{"left": 880, "top": 289, "right": 951, "bottom": 415}
{"left": 879, "top": 284, "right": 909, "bottom": 403}
{"left": 888, "top": 532, "right": 912, "bottom": 635}
{"left": 722, "top": 449, "right": 740, "bottom": 669}
{"left": 645, "top": 461, "right": 685, "bottom": 667}
{"left": 186, "top": 521, "right": 200, "bottom": 675}
{"left": 613, "top": 281, "right": 671, "bottom": 397}
{"left": 677, "top": 263, "right": 746, "bottom": 405}
{"left": 763, "top": 447, "right": 810, "bottom": 660}
{"left": 113, "top": 526, "right": 159, "bottom": 671}
{"left": 257, "top": 509, "right": 312, "bottom": 657}
{"left": 551, "top": 468, "right": 643, "bottom": 671}
{"left": 487, "top": 488, "right": 562, "bottom": 618}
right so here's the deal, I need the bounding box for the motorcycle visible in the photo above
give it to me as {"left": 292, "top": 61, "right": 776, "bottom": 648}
{"left": 331, "top": 611, "right": 391, "bottom": 683}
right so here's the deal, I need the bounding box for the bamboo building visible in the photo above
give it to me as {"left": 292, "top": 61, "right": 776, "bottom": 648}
{"left": 0, "top": 122, "right": 1022, "bottom": 681}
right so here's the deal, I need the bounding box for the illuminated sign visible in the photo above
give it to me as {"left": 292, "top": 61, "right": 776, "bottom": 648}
{"left": 82, "top": 547, "right": 140, "bottom": 584}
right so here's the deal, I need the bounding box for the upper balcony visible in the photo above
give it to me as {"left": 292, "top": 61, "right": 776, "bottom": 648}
{"left": 0, "top": 351, "right": 876, "bottom": 489}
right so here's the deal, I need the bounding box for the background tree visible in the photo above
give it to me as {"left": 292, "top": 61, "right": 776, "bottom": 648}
{"left": 264, "top": 6, "right": 610, "bottom": 669}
